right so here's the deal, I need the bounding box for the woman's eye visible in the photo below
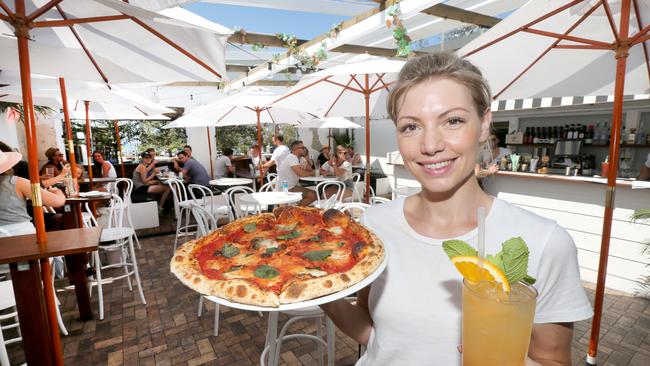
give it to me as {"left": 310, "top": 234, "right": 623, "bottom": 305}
{"left": 445, "top": 117, "right": 465, "bottom": 127}
{"left": 399, "top": 122, "right": 419, "bottom": 133}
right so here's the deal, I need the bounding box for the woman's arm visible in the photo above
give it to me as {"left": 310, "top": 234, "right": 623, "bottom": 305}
{"left": 15, "top": 176, "right": 66, "bottom": 207}
{"left": 319, "top": 286, "right": 373, "bottom": 345}
{"left": 41, "top": 165, "right": 70, "bottom": 188}
{"left": 102, "top": 162, "right": 110, "bottom": 178}
{"left": 527, "top": 322, "right": 574, "bottom": 366}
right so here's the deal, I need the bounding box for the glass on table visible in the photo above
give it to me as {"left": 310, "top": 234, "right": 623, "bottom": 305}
{"left": 462, "top": 280, "right": 537, "bottom": 366}
{"left": 45, "top": 167, "right": 55, "bottom": 178}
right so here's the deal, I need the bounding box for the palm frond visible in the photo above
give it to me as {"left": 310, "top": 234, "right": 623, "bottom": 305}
{"left": 631, "top": 208, "right": 650, "bottom": 222}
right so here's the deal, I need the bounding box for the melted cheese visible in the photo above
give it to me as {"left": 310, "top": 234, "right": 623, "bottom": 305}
{"left": 330, "top": 250, "right": 350, "bottom": 261}
{"left": 327, "top": 226, "right": 343, "bottom": 235}
{"left": 299, "top": 268, "right": 328, "bottom": 277}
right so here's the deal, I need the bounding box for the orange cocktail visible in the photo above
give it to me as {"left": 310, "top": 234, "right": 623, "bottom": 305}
{"left": 462, "top": 280, "right": 537, "bottom": 366}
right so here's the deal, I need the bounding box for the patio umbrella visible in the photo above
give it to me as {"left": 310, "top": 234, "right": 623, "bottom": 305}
{"left": 170, "top": 87, "right": 312, "bottom": 184}
{"left": 0, "top": 1, "right": 228, "bottom": 364}
{"left": 272, "top": 55, "right": 406, "bottom": 201}
{"left": 458, "top": 0, "right": 649, "bottom": 364}
{"left": 298, "top": 116, "right": 363, "bottom": 148}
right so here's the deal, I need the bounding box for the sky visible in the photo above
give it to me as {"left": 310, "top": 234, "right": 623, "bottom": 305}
{"left": 185, "top": 3, "right": 350, "bottom": 39}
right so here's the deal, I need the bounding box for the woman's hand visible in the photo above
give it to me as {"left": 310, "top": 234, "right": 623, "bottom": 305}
{"left": 59, "top": 165, "right": 70, "bottom": 178}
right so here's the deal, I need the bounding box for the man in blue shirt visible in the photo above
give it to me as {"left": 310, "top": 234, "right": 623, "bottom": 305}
{"left": 177, "top": 151, "right": 210, "bottom": 187}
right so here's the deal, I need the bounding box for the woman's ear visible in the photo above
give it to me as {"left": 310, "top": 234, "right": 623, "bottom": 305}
{"left": 479, "top": 109, "right": 492, "bottom": 143}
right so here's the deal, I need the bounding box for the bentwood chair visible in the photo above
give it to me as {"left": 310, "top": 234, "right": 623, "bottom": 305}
{"left": 225, "top": 186, "right": 258, "bottom": 219}
{"left": 113, "top": 178, "right": 141, "bottom": 249}
{"left": 188, "top": 184, "right": 231, "bottom": 223}
{"left": 312, "top": 181, "right": 346, "bottom": 209}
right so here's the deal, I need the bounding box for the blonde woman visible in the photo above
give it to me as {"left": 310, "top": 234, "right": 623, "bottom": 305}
{"left": 320, "top": 53, "right": 592, "bottom": 365}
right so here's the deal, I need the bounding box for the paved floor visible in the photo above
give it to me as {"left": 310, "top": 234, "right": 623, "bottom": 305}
{"left": 5, "top": 234, "right": 650, "bottom": 366}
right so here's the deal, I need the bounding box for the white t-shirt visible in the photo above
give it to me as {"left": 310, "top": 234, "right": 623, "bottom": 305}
{"left": 356, "top": 197, "right": 593, "bottom": 366}
{"left": 214, "top": 155, "right": 232, "bottom": 178}
{"left": 645, "top": 152, "right": 650, "bottom": 168}
{"left": 271, "top": 145, "right": 290, "bottom": 168}
{"left": 322, "top": 160, "right": 353, "bottom": 182}
{"left": 278, "top": 153, "right": 302, "bottom": 189}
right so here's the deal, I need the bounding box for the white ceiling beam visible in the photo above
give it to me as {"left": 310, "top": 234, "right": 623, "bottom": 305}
{"left": 199, "top": 0, "right": 376, "bottom": 16}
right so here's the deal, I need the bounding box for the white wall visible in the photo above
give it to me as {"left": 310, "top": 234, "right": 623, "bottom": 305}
{"left": 1, "top": 111, "right": 64, "bottom": 168}
{"left": 0, "top": 112, "right": 20, "bottom": 149}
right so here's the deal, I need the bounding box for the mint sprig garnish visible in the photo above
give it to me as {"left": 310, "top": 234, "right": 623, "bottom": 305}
{"left": 442, "top": 237, "right": 536, "bottom": 285}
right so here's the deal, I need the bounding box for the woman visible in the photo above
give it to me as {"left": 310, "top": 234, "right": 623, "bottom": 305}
{"left": 320, "top": 145, "right": 354, "bottom": 200}
{"left": 0, "top": 150, "right": 66, "bottom": 236}
{"left": 92, "top": 151, "right": 117, "bottom": 192}
{"left": 132, "top": 152, "right": 171, "bottom": 210}
{"left": 320, "top": 53, "right": 592, "bottom": 365}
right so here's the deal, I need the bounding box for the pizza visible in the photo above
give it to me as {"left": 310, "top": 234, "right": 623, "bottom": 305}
{"left": 170, "top": 206, "right": 385, "bottom": 307}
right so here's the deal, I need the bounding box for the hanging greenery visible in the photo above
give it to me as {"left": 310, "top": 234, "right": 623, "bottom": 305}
{"left": 0, "top": 102, "right": 55, "bottom": 122}
{"left": 326, "top": 22, "right": 343, "bottom": 39}
{"left": 275, "top": 33, "right": 327, "bottom": 70}
{"left": 386, "top": 4, "right": 414, "bottom": 58}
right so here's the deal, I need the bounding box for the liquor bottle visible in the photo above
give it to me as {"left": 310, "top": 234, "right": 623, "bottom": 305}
{"left": 533, "top": 127, "right": 539, "bottom": 143}
{"left": 553, "top": 126, "right": 559, "bottom": 142}
{"left": 636, "top": 122, "right": 646, "bottom": 145}
{"left": 585, "top": 125, "right": 593, "bottom": 145}
{"left": 558, "top": 126, "right": 564, "bottom": 140}
{"left": 593, "top": 122, "right": 601, "bottom": 144}
{"left": 523, "top": 127, "right": 530, "bottom": 144}
{"left": 578, "top": 124, "right": 585, "bottom": 140}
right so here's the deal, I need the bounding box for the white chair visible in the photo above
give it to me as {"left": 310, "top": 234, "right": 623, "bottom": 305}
{"left": 112, "top": 178, "right": 142, "bottom": 249}
{"left": 266, "top": 173, "right": 277, "bottom": 184}
{"left": 312, "top": 181, "right": 346, "bottom": 209}
{"left": 338, "top": 202, "right": 371, "bottom": 222}
{"left": 370, "top": 196, "right": 392, "bottom": 205}
{"left": 259, "top": 179, "right": 277, "bottom": 193}
{"left": 0, "top": 281, "right": 21, "bottom": 366}
{"left": 261, "top": 308, "right": 336, "bottom": 366}
{"left": 90, "top": 194, "right": 146, "bottom": 320}
{"left": 168, "top": 178, "right": 197, "bottom": 250}
{"left": 188, "top": 184, "right": 232, "bottom": 223}
{"left": 344, "top": 172, "right": 363, "bottom": 203}
{"left": 225, "top": 186, "right": 258, "bottom": 219}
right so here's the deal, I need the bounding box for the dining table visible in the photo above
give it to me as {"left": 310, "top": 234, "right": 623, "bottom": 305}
{"left": 0, "top": 227, "right": 101, "bottom": 365}
{"left": 63, "top": 193, "right": 112, "bottom": 229}
{"left": 238, "top": 192, "right": 303, "bottom": 207}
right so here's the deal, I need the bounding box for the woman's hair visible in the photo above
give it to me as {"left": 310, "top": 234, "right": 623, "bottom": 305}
{"left": 387, "top": 52, "right": 492, "bottom": 122}
{"left": 45, "top": 147, "right": 60, "bottom": 160}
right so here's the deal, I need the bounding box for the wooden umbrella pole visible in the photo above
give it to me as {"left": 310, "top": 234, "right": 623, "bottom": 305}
{"left": 587, "top": 1, "right": 631, "bottom": 364}
{"left": 84, "top": 101, "right": 94, "bottom": 190}
{"left": 14, "top": 1, "right": 63, "bottom": 364}
{"left": 114, "top": 120, "right": 126, "bottom": 177}
{"left": 256, "top": 109, "right": 264, "bottom": 187}
{"left": 364, "top": 74, "right": 371, "bottom": 203}
{"left": 206, "top": 126, "right": 214, "bottom": 178}
{"left": 59, "top": 77, "right": 79, "bottom": 188}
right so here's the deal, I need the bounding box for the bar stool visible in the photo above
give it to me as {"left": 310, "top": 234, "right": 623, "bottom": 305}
{"left": 168, "top": 178, "right": 197, "bottom": 251}
{"left": 90, "top": 194, "right": 146, "bottom": 320}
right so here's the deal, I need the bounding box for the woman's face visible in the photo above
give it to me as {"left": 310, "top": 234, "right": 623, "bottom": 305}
{"left": 336, "top": 147, "right": 347, "bottom": 161}
{"left": 395, "top": 78, "right": 490, "bottom": 194}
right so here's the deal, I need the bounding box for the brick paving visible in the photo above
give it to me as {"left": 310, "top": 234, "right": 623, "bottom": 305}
{"left": 5, "top": 233, "right": 650, "bottom": 365}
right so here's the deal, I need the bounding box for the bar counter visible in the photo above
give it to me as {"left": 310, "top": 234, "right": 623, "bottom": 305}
{"left": 493, "top": 170, "right": 649, "bottom": 188}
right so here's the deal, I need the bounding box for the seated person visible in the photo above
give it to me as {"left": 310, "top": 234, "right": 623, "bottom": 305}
{"left": 133, "top": 152, "right": 171, "bottom": 210}
{"left": 0, "top": 141, "right": 28, "bottom": 179}
{"left": 215, "top": 148, "right": 236, "bottom": 178}
{"left": 40, "top": 146, "right": 82, "bottom": 188}
{"left": 321, "top": 145, "right": 354, "bottom": 200}
{"left": 347, "top": 145, "right": 363, "bottom": 166}
{"left": 145, "top": 148, "right": 159, "bottom": 175}
{"left": 173, "top": 145, "right": 193, "bottom": 172}
{"left": 1, "top": 150, "right": 66, "bottom": 236}
{"left": 248, "top": 144, "right": 267, "bottom": 170}
{"left": 317, "top": 146, "right": 330, "bottom": 167}
{"left": 92, "top": 151, "right": 117, "bottom": 192}
{"left": 177, "top": 151, "right": 211, "bottom": 187}
{"left": 277, "top": 140, "right": 317, "bottom": 206}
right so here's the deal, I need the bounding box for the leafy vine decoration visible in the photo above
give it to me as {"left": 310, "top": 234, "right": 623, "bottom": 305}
{"left": 386, "top": 4, "right": 414, "bottom": 57}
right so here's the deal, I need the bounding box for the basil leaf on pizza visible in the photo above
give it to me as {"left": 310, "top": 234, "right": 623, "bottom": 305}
{"left": 255, "top": 265, "right": 280, "bottom": 279}
{"left": 170, "top": 206, "right": 385, "bottom": 307}
{"left": 303, "top": 249, "right": 333, "bottom": 261}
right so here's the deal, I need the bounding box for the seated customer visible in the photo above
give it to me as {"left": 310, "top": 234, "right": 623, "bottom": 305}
{"left": 248, "top": 144, "right": 267, "bottom": 169}
{"left": 92, "top": 151, "right": 117, "bottom": 192}
{"left": 177, "top": 151, "right": 211, "bottom": 187}
{"left": 317, "top": 146, "right": 330, "bottom": 167}
{"left": 133, "top": 152, "right": 171, "bottom": 210}
{"left": 321, "top": 145, "right": 354, "bottom": 200}
{"left": 1, "top": 150, "right": 66, "bottom": 236}
{"left": 277, "top": 140, "right": 317, "bottom": 206}
{"left": 215, "top": 148, "right": 236, "bottom": 178}
{"left": 347, "top": 145, "right": 363, "bottom": 166}
{"left": 40, "top": 146, "right": 82, "bottom": 188}
{"left": 173, "top": 145, "right": 193, "bottom": 172}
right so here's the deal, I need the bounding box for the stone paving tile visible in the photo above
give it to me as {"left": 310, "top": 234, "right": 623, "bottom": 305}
{"left": 5, "top": 234, "right": 650, "bottom": 365}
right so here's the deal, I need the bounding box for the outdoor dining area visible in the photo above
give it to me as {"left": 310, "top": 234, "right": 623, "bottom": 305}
{"left": 1, "top": 0, "right": 650, "bottom": 365}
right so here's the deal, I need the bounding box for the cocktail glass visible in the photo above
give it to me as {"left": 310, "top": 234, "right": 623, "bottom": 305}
{"left": 462, "top": 279, "right": 537, "bottom": 366}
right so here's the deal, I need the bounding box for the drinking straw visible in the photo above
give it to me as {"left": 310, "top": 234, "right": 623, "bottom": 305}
{"left": 477, "top": 206, "right": 486, "bottom": 268}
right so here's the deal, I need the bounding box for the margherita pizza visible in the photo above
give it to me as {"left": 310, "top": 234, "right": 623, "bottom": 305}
{"left": 170, "top": 206, "right": 385, "bottom": 307}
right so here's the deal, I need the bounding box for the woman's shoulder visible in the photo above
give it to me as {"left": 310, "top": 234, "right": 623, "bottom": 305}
{"left": 492, "top": 198, "right": 556, "bottom": 230}
{"left": 361, "top": 197, "right": 404, "bottom": 226}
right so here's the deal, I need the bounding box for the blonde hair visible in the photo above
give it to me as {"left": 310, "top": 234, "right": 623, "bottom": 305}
{"left": 387, "top": 52, "right": 492, "bottom": 122}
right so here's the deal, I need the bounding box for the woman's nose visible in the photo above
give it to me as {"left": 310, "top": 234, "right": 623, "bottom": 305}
{"left": 420, "top": 125, "right": 444, "bottom": 155}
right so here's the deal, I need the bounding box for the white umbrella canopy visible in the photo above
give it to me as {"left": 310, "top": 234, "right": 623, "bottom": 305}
{"left": 457, "top": 1, "right": 650, "bottom": 364}
{"left": 272, "top": 55, "right": 405, "bottom": 117}
{"left": 298, "top": 116, "right": 363, "bottom": 129}
{"left": 0, "top": 0, "right": 230, "bottom": 83}
{"left": 272, "top": 55, "right": 406, "bottom": 200}
{"left": 0, "top": 72, "right": 174, "bottom": 115}
{"left": 458, "top": 0, "right": 650, "bottom": 99}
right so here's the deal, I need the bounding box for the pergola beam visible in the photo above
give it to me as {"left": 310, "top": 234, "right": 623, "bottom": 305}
{"left": 331, "top": 44, "right": 426, "bottom": 57}
{"left": 251, "top": 80, "right": 296, "bottom": 86}
{"left": 228, "top": 32, "right": 308, "bottom": 48}
{"left": 226, "top": 64, "right": 299, "bottom": 74}
{"left": 421, "top": 3, "right": 501, "bottom": 28}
